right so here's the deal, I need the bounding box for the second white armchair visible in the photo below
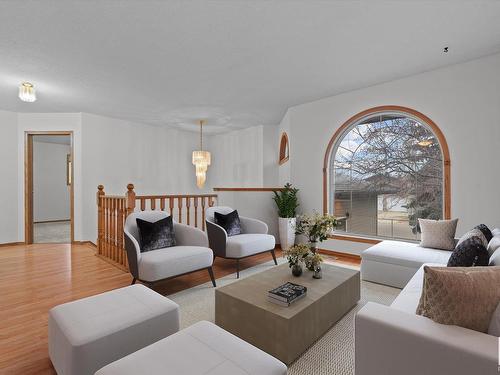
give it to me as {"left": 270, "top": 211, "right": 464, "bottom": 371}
{"left": 205, "top": 206, "right": 276, "bottom": 278}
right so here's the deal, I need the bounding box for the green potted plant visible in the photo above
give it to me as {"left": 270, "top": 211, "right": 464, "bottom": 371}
{"left": 295, "top": 212, "right": 337, "bottom": 254}
{"left": 283, "top": 243, "right": 309, "bottom": 276}
{"left": 273, "top": 183, "right": 299, "bottom": 250}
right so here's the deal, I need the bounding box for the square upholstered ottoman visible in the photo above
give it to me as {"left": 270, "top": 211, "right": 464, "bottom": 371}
{"left": 95, "top": 321, "right": 287, "bottom": 375}
{"left": 49, "top": 284, "right": 179, "bottom": 375}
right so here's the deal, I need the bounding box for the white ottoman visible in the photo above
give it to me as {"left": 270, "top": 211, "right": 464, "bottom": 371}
{"left": 95, "top": 321, "right": 287, "bottom": 375}
{"left": 49, "top": 284, "right": 179, "bottom": 375}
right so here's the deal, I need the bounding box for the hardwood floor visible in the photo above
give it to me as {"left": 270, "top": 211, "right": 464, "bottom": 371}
{"left": 0, "top": 243, "right": 359, "bottom": 374}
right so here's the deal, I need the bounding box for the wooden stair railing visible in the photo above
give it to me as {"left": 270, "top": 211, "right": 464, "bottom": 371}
{"left": 96, "top": 184, "right": 217, "bottom": 271}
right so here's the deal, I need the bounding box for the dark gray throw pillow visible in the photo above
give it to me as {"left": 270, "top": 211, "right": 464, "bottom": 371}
{"left": 474, "top": 224, "right": 493, "bottom": 243}
{"left": 447, "top": 236, "right": 489, "bottom": 267}
{"left": 214, "top": 210, "right": 242, "bottom": 236}
{"left": 136, "top": 216, "right": 176, "bottom": 252}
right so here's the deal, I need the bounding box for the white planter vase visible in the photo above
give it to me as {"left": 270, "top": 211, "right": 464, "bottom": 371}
{"left": 278, "top": 217, "right": 296, "bottom": 251}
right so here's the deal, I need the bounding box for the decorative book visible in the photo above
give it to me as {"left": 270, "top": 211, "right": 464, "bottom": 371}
{"left": 268, "top": 282, "right": 307, "bottom": 304}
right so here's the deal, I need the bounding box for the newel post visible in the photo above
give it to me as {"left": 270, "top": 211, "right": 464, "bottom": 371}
{"left": 126, "top": 183, "right": 136, "bottom": 216}
{"left": 96, "top": 185, "right": 105, "bottom": 254}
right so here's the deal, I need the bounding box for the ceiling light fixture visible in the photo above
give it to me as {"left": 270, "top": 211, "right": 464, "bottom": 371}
{"left": 19, "top": 82, "right": 36, "bottom": 102}
{"left": 192, "top": 120, "right": 211, "bottom": 189}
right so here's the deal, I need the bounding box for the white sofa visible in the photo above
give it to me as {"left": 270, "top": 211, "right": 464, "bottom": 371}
{"left": 360, "top": 240, "right": 454, "bottom": 288}
{"left": 356, "top": 236, "right": 500, "bottom": 375}
{"left": 356, "top": 264, "right": 499, "bottom": 375}
{"left": 95, "top": 321, "right": 287, "bottom": 375}
{"left": 125, "top": 211, "right": 216, "bottom": 286}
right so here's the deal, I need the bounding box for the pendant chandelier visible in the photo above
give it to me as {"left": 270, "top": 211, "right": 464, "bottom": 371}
{"left": 192, "top": 120, "right": 211, "bottom": 189}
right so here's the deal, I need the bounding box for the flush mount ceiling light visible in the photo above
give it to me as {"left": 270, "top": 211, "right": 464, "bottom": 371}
{"left": 192, "top": 120, "right": 211, "bottom": 189}
{"left": 19, "top": 82, "right": 36, "bottom": 102}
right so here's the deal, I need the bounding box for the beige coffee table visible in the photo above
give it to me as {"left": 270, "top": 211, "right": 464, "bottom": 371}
{"left": 215, "top": 263, "right": 360, "bottom": 364}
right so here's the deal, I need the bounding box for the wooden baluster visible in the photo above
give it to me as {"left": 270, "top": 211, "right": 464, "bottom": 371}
{"left": 117, "top": 198, "right": 124, "bottom": 266}
{"left": 186, "top": 197, "right": 191, "bottom": 226}
{"left": 150, "top": 198, "right": 156, "bottom": 210}
{"left": 126, "top": 184, "right": 136, "bottom": 216}
{"left": 96, "top": 185, "right": 105, "bottom": 255}
{"left": 177, "top": 197, "right": 182, "bottom": 223}
{"left": 169, "top": 197, "right": 174, "bottom": 217}
{"left": 111, "top": 198, "right": 117, "bottom": 263}
{"left": 105, "top": 198, "right": 110, "bottom": 259}
{"left": 209, "top": 196, "right": 215, "bottom": 207}
{"left": 201, "top": 196, "right": 206, "bottom": 231}
{"left": 193, "top": 197, "right": 198, "bottom": 228}
{"left": 160, "top": 198, "right": 166, "bottom": 211}
{"left": 140, "top": 198, "right": 146, "bottom": 211}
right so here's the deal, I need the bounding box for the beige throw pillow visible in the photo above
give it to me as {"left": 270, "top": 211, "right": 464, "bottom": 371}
{"left": 416, "top": 266, "right": 500, "bottom": 333}
{"left": 419, "top": 218, "right": 458, "bottom": 250}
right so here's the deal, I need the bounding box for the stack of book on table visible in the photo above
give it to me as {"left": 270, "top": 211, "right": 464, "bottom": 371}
{"left": 268, "top": 282, "right": 307, "bottom": 307}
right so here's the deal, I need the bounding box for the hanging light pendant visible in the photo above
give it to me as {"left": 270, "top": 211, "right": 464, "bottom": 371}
{"left": 19, "top": 82, "right": 36, "bottom": 102}
{"left": 192, "top": 120, "right": 211, "bottom": 189}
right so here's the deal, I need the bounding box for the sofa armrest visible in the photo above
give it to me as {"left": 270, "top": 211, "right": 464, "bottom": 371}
{"left": 240, "top": 216, "right": 268, "bottom": 234}
{"left": 355, "top": 302, "right": 499, "bottom": 375}
{"left": 174, "top": 222, "right": 208, "bottom": 247}
{"left": 206, "top": 221, "right": 228, "bottom": 257}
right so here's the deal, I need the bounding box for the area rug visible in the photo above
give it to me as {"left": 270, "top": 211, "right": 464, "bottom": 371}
{"left": 168, "top": 259, "right": 400, "bottom": 375}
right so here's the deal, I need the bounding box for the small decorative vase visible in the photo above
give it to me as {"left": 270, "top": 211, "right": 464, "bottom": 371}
{"left": 309, "top": 241, "right": 318, "bottom": 254}
{"left": 291, "top": 264, "right": 303, "bottom": 277}
{"left": 313, "top": 265, "right": 322, "bottom": 279}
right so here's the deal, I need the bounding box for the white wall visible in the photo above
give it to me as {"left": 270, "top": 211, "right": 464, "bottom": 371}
{"left": 0, "top": 109, "right": 279, "bottom": 244}
{"left": 281, "top": 52, "right": 500, "bottom": 255}
{"left": 207, "top": 125, "right": 280, "bottom": 188}
{"left": 33, "top": 139, "right": 71, "bottom": 222}
{"left": 80, "top": 113, "right": 203, "bottom": 242}
{"left": 0, "top": 110, "right": 19, "bottom": 243}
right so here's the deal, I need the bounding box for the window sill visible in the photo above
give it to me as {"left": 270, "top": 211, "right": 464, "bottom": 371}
{"left": 328, "top": 234, "right": 381, "bottom": 245}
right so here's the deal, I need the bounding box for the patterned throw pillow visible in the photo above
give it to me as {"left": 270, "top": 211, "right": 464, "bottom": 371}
{"left": 456, "top": 228, "right": 488, "bottom": 248}
{"left": 418, "top": 218, "right": 458, "bottom": 250}
{"left": 475, "top": 224, "right": 493, "bottom": 243}
{"left": 447, "top": 236, "right": 489, "bottom": 267}
{"left": 416, "top": 266, "right": 500, "bottom": 333}
{"left": 136, "top": 216, "right": 176, "bottom": 252}
{"left": 214, "top": 210, "right": 242, "bottom": 236}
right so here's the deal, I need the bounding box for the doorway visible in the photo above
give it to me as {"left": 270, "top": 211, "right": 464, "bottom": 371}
{"left": 25, "top": 132, "right": 74, "bottom": 243}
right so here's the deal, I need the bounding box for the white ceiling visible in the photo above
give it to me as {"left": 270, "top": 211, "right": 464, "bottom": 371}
{"left": 1, "top": 1, "right": 500, "bottom": 133}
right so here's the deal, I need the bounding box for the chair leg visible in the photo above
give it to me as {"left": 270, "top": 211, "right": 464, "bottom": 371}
{"left": 236, "top": 259, "right": 240, "bottom": 278}
{"left": 131, "top": 277, "right": 136, "bottom": 285}
{"left": 271, "top": 249, "right": 278, "bottom": 265}
{"left": 207, "top": 267, "right": 216, "bottom": 287}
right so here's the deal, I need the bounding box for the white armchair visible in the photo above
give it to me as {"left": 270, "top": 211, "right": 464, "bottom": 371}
{"left": 205, "top": 206, "right": 276, "bottom": 278}
{"left": 125, "top": 211, "right": 216, "bottom": 286}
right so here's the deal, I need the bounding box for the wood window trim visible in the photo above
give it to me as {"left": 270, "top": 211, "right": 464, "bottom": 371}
{"left": 279, "top": 132, "right": 289, "bottom": 165}
{"left": 322, "top": 105, "right": 451, "bottom": 236}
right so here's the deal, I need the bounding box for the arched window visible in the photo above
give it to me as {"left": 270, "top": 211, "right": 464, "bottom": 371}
{"left": 323, "top": 106, "right": 450, "bottom": 241}
{"left": 279, "top": 132, "right": 289, "bottom": 165}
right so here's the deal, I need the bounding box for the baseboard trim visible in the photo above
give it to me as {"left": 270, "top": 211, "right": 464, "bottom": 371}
{"left": 72, "top": 241, "right": 97, "bottom": 247}
{"left": 0, "top": 241, "right": 25, "bottom": 247}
